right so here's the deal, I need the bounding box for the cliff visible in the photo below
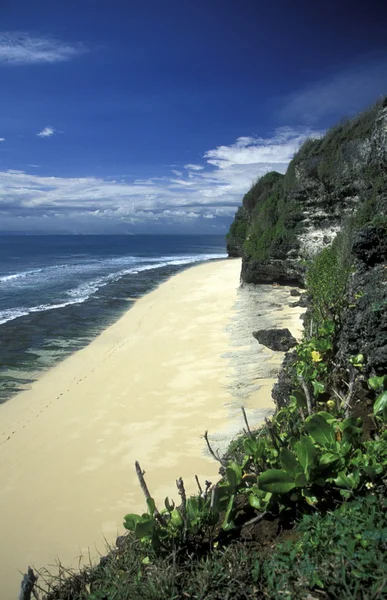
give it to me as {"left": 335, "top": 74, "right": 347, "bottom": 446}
{"left": 227, "top": 98, "right": 387, "bottom": 286}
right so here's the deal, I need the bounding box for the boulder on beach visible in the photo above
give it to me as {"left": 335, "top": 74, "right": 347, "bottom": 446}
{"left": 252, "top": 328, "right": 297, "bottom": 352}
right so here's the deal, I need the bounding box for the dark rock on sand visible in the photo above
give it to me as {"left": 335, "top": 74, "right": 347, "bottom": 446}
{"left": 253, "top": 328, "right": 297, "bottom": 352}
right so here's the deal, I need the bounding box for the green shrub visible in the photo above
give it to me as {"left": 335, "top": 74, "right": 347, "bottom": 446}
{"left": 262, "top": 494, "right": 387, "bottom": 599}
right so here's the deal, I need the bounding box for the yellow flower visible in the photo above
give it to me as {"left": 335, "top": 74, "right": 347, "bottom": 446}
{"left": 311, "top": 350, "right": 322, "bottom": 362}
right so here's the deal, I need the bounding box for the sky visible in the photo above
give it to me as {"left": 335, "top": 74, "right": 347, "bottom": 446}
{"left": 0, "top": 0, "right": 386, "bottom": 235}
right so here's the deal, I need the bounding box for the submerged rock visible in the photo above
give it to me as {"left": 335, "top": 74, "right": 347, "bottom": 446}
{"left": 252, "top": 328, "right": 297, "bottom": 352}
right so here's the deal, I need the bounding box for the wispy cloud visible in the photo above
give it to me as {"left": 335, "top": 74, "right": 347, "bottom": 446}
{"left": 37, "top": 127, "right": 55, "bottom": 138}
{"left": 0, "top": 32, "right": 87, "bottom": 65}
{"left": 184, "top": 164, "right": 204, "bottom": 171}
{"left": 0, "top": 126, "right": 320, "bottom": 232}
{"left": 0, "top": 137, "right": 5, "bottom": 142}
{"left": 280, "top": 56, "right": 387, "bottom": 124}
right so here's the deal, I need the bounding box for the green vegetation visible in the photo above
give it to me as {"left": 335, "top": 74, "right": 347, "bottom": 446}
{"left": 44, "top": 495, "right": 387, "bottom": 600}
{"left": 239, "top": 171, "right": 303, "bottom": 261}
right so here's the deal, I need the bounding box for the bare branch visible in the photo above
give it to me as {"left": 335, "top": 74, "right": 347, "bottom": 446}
{"left": 241, "top": 406, "right": 253, "bottom": 438}
{"left": 203, "top": 431, "right": 227, "bottom": 465}
{"left": 343, "top": 365, "right": 357, "bottom": 417}
{"left": 195, "top": 474, "right": 203, "bottom": 496}
{"left": 298, "top": 375, "right": 314, "bottom": 416}
{"left": 176, "top": 477, "right": 187, "bottom": 528}
{"left": 135, "top": 461, "right": 166, "bottom": 526}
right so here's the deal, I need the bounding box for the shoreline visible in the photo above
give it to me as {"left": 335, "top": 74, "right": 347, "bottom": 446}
{"left": 0, "top": 258, "right": 303, "bottom": 598}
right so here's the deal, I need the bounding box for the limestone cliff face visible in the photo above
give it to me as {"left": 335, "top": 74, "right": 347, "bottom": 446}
{"left": 227, "top": 100, "right": 387, "bottom": 285}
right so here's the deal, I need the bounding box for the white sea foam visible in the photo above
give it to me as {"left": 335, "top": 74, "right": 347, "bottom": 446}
{"left": 0, "top": 253, "right": 227, "bottom": 325}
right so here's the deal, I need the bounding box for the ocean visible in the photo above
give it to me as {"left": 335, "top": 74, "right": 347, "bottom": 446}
{"left": 0, "top": 234, "right": 227, "bottom": 402}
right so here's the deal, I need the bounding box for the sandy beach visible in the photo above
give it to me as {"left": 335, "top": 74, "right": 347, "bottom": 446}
{"left": 0, "top": 258, "right": 303, "bottom": 598}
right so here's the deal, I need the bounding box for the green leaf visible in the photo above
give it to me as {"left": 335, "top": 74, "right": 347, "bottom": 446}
{"left": 123, "top": 513, "right": 140, "bottom": 531}
{"left": 318, "top": 411, "right": 337, "bottom": 423}
{"left": 320, "top": 452, "right": 339, "bottom": 466}
{"left": 134, "top": 515, "right": 154, "bottom": 539}
{"left": 334, "top": 472, "right": 359, "bottom": 490}
{"left": 186, "top": 497, "right": 199, "bottom": 521}
{"left": 147, "top": 497, "right": 156, "bottom": 516}
{"left": 170, "top": 509, "right": 183, "bottom": 528}
{"left": 312, "top": 380, "right": 326, "bottom": 396}
{"left": 243, "top": 438, "right": 257, "bottom": 455}
{"left": 294, "top": 436, "right": 317, "bottom": 480}
{"left": 305, "top": 413, "right": 336, "bottom": 448}
{"left": 249, "top": 493, "right": 265, "bottom": 510}
{"left": 226, "top": 462, "right": 243, "bottom": 490}
{"left": 368, "top": 375, "right": 386, "bottom": 391}
{"left": 164, "top": 497, "right": 175, "bottom": 512}
{"left": 290, "top": 392, "right": 307, "bottom": 409}
{"left": 222, "top": 494, "right": 235, "bottom": 530}
{"left": 280, "top": 447, "right": 301, "bottom": 478}
{"left": 374, "top": 391, "right": 387, "bottom": 415}
{"left": 258, "top": 469, "right": 296, "bottom": 494}
{"left": 294, "top": 472, "right": 308, "bottom": 487}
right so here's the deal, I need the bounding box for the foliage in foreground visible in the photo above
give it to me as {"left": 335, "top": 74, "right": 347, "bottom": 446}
{"left": 44, "top": 494, "right": 387, "bottom": 600}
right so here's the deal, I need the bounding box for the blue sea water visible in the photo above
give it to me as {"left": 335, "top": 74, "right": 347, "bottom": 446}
{"left": 0, "top": 235, "right": 227, "bottom": 401}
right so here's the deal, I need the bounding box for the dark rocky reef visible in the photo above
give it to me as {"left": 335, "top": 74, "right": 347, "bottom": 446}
{"left": 253, "top": 328, "right": 297, "bottom": 352}
{"left": 241, "top": 258, "right": 304, "bottom": 286}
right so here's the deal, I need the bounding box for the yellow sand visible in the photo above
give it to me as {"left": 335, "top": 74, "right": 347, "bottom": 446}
{"left": 0, "top": 259, "right": 303, "bottom": 598}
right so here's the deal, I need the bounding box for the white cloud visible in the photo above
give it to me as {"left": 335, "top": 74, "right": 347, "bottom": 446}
{"left": 0, "top": 126, "right": 321, "bottom": 231}
{"left": 0, "top": 137, "right": 5, "bottom": 142}
{"left": 184, "top": 164, "right": 204, "bottom": 171}
{"left": 0, "top": 32, "right": 87, "bottom": 65}
{"left": 37, "top": 127, "right": 55, "bottom": 138}
{"left": 171, "top": 169, "right": 183, "bottom": 177}
{"left": 205, "top": 127, "right": 319, "bottom": 169}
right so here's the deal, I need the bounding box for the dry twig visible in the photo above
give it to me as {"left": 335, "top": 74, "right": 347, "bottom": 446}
{"left": 203, "top": 431, "right": 226, "bottom": 465}
{"left": 135, "top": 461, "right": 166, "bottom": 526}
{"left": 241, "top": 406, "right": 253, "bottom": 438}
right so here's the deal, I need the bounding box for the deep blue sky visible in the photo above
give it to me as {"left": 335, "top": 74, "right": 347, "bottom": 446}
{"left": 0, "top": 0, "right": 386, "bottom": 233}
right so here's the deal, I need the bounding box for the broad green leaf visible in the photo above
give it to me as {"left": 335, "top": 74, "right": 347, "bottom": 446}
{"left": 305, "top": 413, "right": 336, "bottom": 448}
{"left": 258, "top": 469, "right": 296, "bottom": 494}
{"left": 334, "top": 472, "right": 359, "bottom": 490}
{"left": 123, "top": 513, "right": 140, "bottom": 531}
{"left": 290, "top": 391, "right": 307, "bottom": 409}
{"left": 374, "top": 391, "right": 387, "bottom": 415}
{"left": 222, "top": 494, "right": 235, "bottom": 530}
{"left": 294, "top": 436, "right": 317, "bottom": 480}
{"left": 244, "top": 438, "right": 257, "bottom": 455}
{"left": 320, "top": 452, "right": 339, "bottom": 466}
{"left": 249, "top": 493, "right": 265, "bottom": 510}
{"left": 294, "top": 472, "right": 307, "bottom": 487}
{"left": 186, "top": 497, "right": 199, "bottom": 521}
{"left": 318, "top": 411, "right": 337, "bottom": 423}
{"left": 147, "top": 497, "right": 156, "bottom": 516}
{"left": 280, "top": 447, "right": 301, "bottom": 478}
{"left": 312, "top": 380, "right": 326, "bottom": 396}
{"left": 368, "top": 375, "right": 386, "bottom": 391}
{"left": 170, "top": 509, "right": 183, "bottom": 528}
{"left": 134, "top": 515, "right": 154, "bottom": 539}
{"left": 226, "top": 462, "right": 243, "bottom": 490}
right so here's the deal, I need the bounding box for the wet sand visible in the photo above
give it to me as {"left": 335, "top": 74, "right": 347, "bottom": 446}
{"left": 0, "top": 259, "right": 303, "bottom": 598}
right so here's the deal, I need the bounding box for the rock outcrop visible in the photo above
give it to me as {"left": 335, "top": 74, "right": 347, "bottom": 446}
{"left": 226, "top": 100, "right": 387, "bottom": 285}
